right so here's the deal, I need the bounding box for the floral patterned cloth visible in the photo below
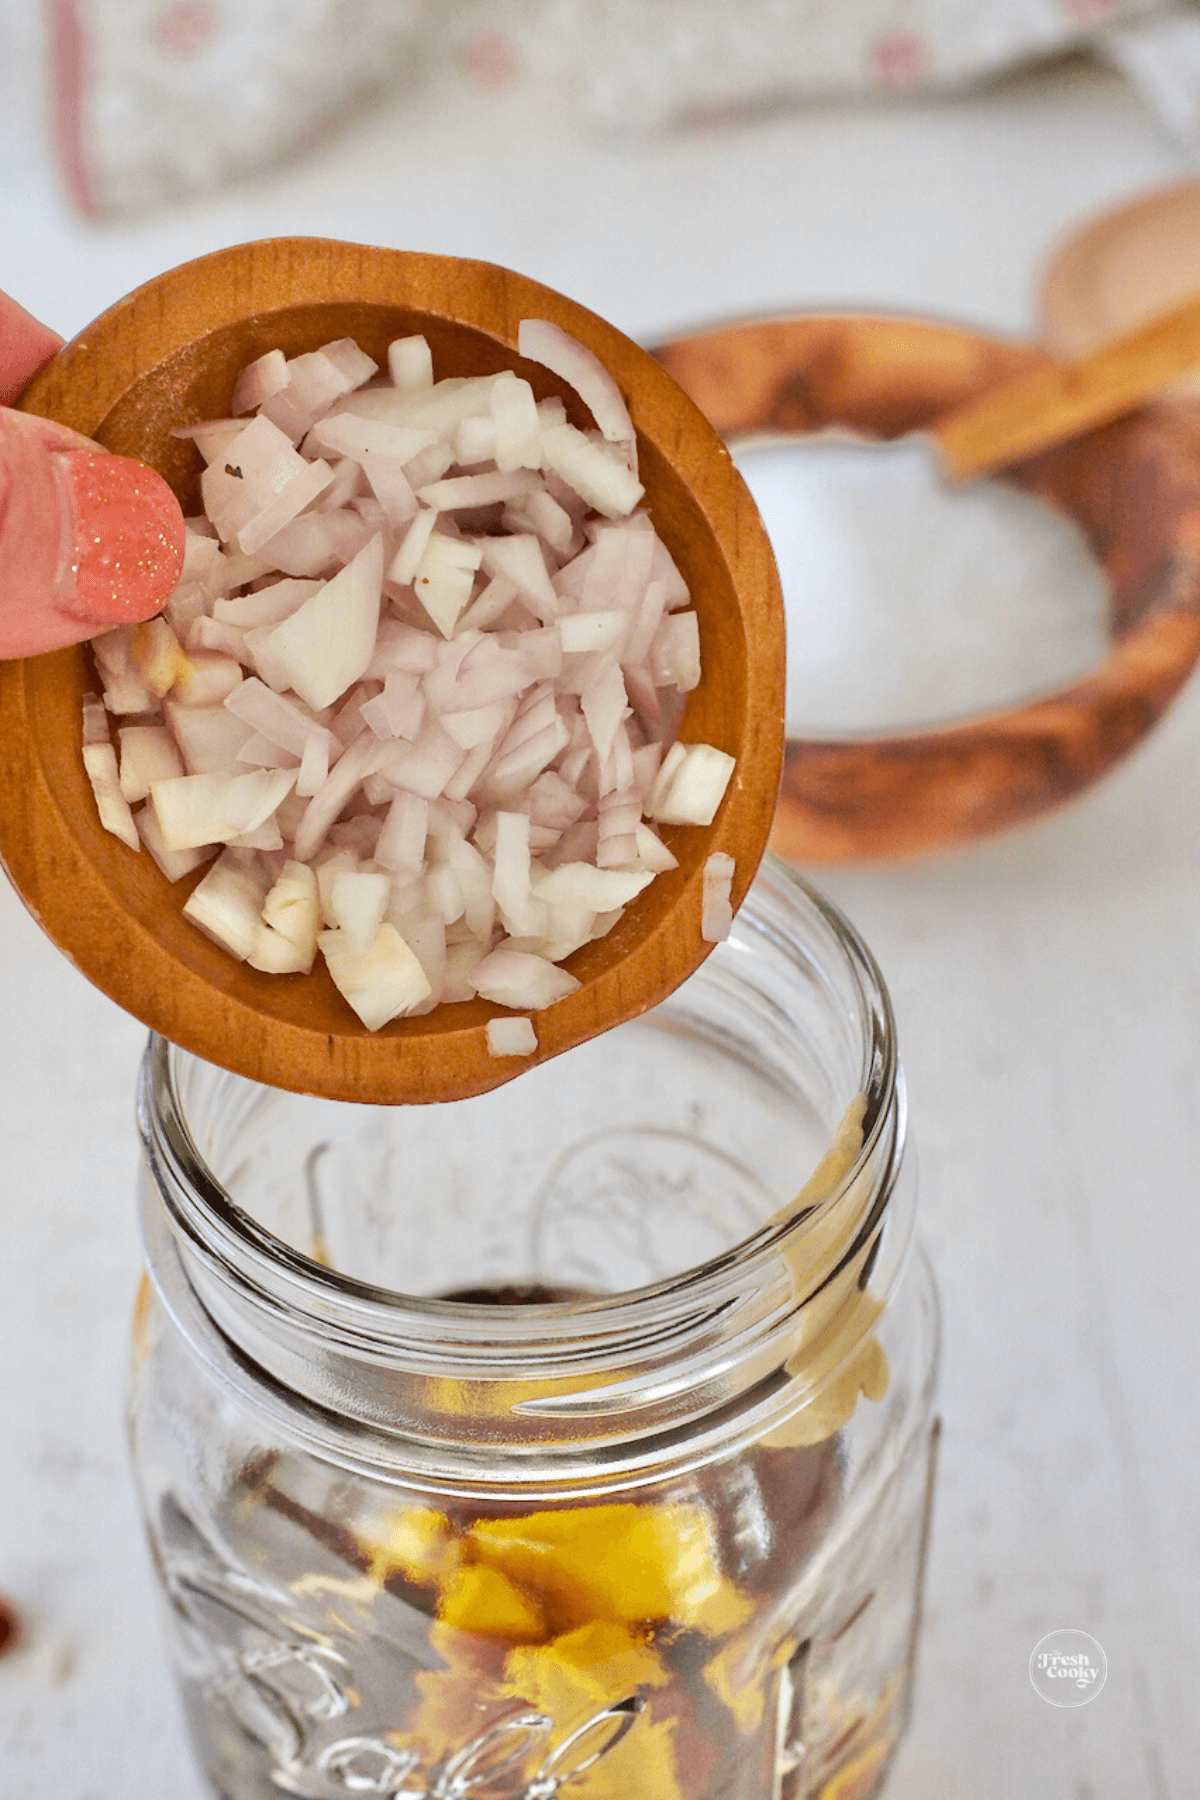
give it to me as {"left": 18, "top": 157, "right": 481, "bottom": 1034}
{"left": 41, "top": 0, "right": 1200, "bottom": 215}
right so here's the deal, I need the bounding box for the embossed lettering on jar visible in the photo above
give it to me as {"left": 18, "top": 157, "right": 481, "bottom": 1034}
{"left": 130, "top": 859, "right": 940, "bottom": 1800}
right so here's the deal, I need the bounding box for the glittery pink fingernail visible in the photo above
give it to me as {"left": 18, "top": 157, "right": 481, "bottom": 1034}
{"left": 53, "top": 450, "right": 185, "bottom": 625}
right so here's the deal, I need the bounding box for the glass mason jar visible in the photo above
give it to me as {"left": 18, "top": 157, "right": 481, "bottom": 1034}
{"left": 130, "top": 859, "right": 939, "bottom": 1800}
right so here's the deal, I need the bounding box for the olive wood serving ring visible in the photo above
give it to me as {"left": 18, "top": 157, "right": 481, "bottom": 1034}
{"left": 0, "top": 240, "right": 784, "bottom": 1105}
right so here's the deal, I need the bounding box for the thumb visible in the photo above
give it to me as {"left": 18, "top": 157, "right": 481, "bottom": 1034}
{"left": 0, "top": 409, "right": 185, "bottom": 659}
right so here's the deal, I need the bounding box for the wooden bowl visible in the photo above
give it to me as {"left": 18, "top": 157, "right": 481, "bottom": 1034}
{"left": 1040, "top": 179, "right": 1200, "bottom": 360}
{"left": 654, "top": 312, "right": 1200, "bottom": 863}
{"left": 0, "top": 239, "right": 783, "bottom": 1104}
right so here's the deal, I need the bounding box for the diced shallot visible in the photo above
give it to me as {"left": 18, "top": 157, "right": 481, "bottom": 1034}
{"left": 701, "top": 852, "right": 736, "bottom": 943}
{"left": 153, "top": 768, "right": 297, "bottom": 853}
{"left": 231, "top": 350, "right": 289, "bottom": 416}
{"left": 319, "top": 923, "right": 432, "bottom": 1029}
{"left": 118, "top": 725, "right": 185, "bottom": 803}
{"left": 486, "top": 1016, "right": 537, "bottom": 1057}
{"left": 83, "top": 738, "right": 139, "bottom": 851}
{"left": 258, "top": 535, "right": 383, "bottom": 711}
{"left": 646, "top": 743, "right": 735, "bottom": 828}
{"left": 135, "top": 799, "right": 212, "bottom": 882}
{"left": 81, "top": 324, "right": 740, "bottom": 1036}
{"left": 517, "top": 319, "right": 636, "bottom": 452}
{"left": 539, "top": 423, "right": 644, "bottom": 520}
{"left": 182, "top": 851, "right": 267, "bottom": 960}
{"left": 471, "top": 947, "right": 581, "bottom": 1010}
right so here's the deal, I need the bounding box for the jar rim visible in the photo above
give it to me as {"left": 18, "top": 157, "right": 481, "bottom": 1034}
{"left": 140, "top": 859, "right": 900, "bottom": 1361}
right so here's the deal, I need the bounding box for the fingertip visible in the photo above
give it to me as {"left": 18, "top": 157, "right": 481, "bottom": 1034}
{"left": 54, "top": 451, "right": 185, "bottom": 628}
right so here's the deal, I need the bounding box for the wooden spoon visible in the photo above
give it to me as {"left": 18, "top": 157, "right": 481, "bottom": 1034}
{"left": 934, "top": 287, "right": 1200, "bottom": 480}
{"left": 0, "top": 239, "right": 784, "bottom": 1106}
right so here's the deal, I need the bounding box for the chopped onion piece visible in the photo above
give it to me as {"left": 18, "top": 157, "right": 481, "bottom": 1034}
{"left": 236, "top": 733, "right": 298, "bottom": 770}
{"left": 231, "top": 349, "right": 289, "bottom": 416}
{"left": 633, "top": 821, "right": 678, "bottom": 873}
{"left": 229, "top": 817, "right": 284, "bottom": 852}
{"left": 504, "top": 487, "right": 577, "bottom": 558}
{"left": 413, "top": 533, "right": 482, "bottom": 638}
{"left": 248, "top": 922, "right": 311, "bottom": 974}
{"left": 319, "top": 923, "right": 433, "bottom": 1029}
{"left": 259, "top": 534, "right": 383, "bottom": 711}
{"left": 329, "top": 869, "right": 391, "bottom": 959}
{"left": 389, "top": 508, "right": 439, "bottom": 587}
{"left": 492, "top": 811, "right": 540, "bottom": 936}
{"left": 118, "top": 724, "right": 184, "bottom": 803}
{"left": 559, "top": 611, "right": 625, "bottom": 655}
{"left": 91, "top": 628, "right": 155, "bottom": 714}
{"left": 471, "top": 947, "right": 581, "bottom": 1010}
{"left": 649, "top": 610, "right": 701, "bottom": 693}
{"left": 489, "top": 372, "right": 542, "bottom": 474}
{"left": 83, "top": 740, "right": 139, "bottom": 850}
{"left": 517, "top": 319, "right": 636, "bottom": 448}
{"left": 376, "top": 791, "right": 428, "bottom": 874}
{"left": 486, "top": 1016, "right": 537, "bottom": 1057}
{"left": 580, "top": 658, "right": 628, "bottom": 765}
{"left": 456, "top": 577, "right": 518, "bottom": 635}
{"left": 165, "top": 584, "right": 209, "bottom": 640}
{"left": 307, "top": 413, "right": 433, "bottom": 467}
{"left": 130, "top": 617, "right": 187, "bottom": 698}
{"left": 152, "top": 768, "right": 297, "bottom": 853}
{"left": 318, "top": 338, "right": 378, "bottom": 390}
{"left": 539, "top": 423, "right": 644, "bottom": 520}
{"left": 180, "top": 527, "right": 224, "bottom": 586}
{"left": 361, "top": 670, "right": 425, "bottom": 742}
{"left": 376, "top": 716, "right": 465, "bottom": 802}
{"left": 388, "top": 335, "right": 433, "bottom": 390}
{"left": 259, "top": 510, "right": 372, "bottom": 577}
{"left": 646, "top": 743, "right": 735, "bottom": 827}
{"left": 135, "top": 799, "right": 213, "bottom": 882}
{"left": 174, "top": 650, "right": 245, "bottom": 708}
{"left": 182, "top": 851, "right": 267, "bottom": 960}
{"left": 199, "top": 414, "right": 302, "bottom": 542}
{"left": 260, "top": 349, "right": 357, "bottom": 439}
{"left": 238, "top": 456, "right": 336, "bottom": 556}
{"left": 316, "top": 848, "right": 358, "bottom": 919}
{"left": 214, "top": 578, "right": 320, "bottom": 630}
{"left": 292, "top": 731, "right": 379, "bottom": 863}
{"left": 478, "top": 535, "right": 557, "bottom": 623}
{"left": 171, "top": 420, "right": 245, "bottom": 464}
{"left": 296, "top": 731, "right": 330, "bottom": 797}
{"left": 702, "top": 851, "right": 735, "bottom": 943}
{"left": 225, "top": 677, "right": 339, "bottom": 764}
{"left": 418, "top": 470, "right": 540, "bottom": 511}
{"left": 166, "top": 699, "right": 253, "bottom": 774}
{"left": 81, "top": 693, "right": 111, "bottom": 746}
{"left": 261, "top": 861, "right": 320, "bottom": 967}
{"left": 534, "top": 862, "right": 653, "bottom": 911}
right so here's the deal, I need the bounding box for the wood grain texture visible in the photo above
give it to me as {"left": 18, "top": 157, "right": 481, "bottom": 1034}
{"left": 934, "top": 289, "right": 1200, "bottom": 479}
{"left": 654, "top": 313, "right": 1200, "bottom": 863}
{"left": 1039, "top": 178, "right": 1200, "bottom": 358}
{"left": 0, "top": 239, "right": 784, "bottom": 1104}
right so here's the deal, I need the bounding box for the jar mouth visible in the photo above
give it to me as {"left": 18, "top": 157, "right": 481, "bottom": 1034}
{"left": 140, "top": 861, "right": 901, "bottom": 1364}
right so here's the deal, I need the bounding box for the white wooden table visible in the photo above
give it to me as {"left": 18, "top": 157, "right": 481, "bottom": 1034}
{"left": 1, "top": 53, "right": 1196, "bottom": 1799}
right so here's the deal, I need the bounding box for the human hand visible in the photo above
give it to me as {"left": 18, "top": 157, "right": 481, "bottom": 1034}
{"left": 0, "top": 291, "right": 185, "bottom": 658}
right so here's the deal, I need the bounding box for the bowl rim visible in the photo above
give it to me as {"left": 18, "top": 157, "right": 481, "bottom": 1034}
{"left": 652, "top": 306, "right": 1200, "bottom": 863}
